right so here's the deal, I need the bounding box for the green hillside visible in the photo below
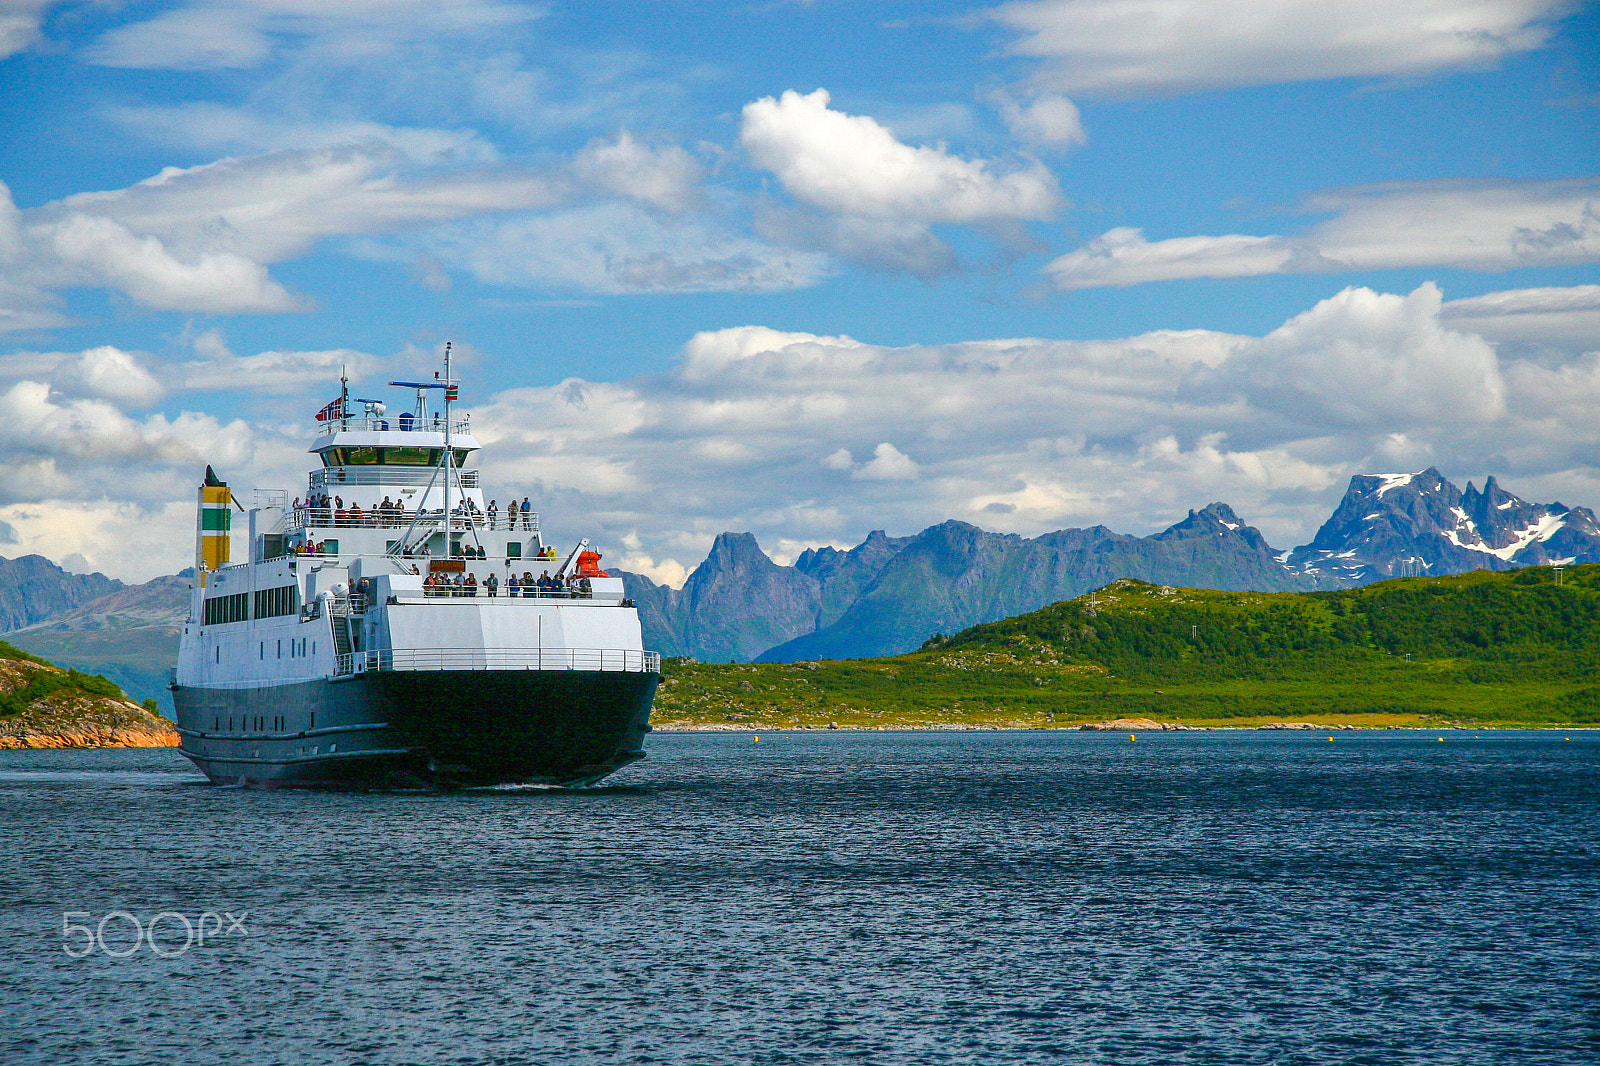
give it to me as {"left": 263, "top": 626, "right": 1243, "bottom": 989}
{"left": 652, "top": 565, "right": 1600, "bottom": 729}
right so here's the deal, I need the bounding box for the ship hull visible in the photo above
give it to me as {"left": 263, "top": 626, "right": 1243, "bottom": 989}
{"left": 173, "top": 669, "right": 657, "bottom": 789}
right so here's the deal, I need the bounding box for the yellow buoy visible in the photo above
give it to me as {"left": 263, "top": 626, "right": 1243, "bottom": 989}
{"left": 1129, "top": 734, "right": 1137, "bottom": 741}
{"left": 753, "top": 735, "right": 760, "bottom": 742}
{"left": 1328, "top": 737, "right": 1334, "bottom": 742}
{"left": 1438, "top": 737, "right": 1445, "bottom": 741}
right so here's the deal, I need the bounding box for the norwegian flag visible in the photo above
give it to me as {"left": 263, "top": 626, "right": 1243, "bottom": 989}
{"left": 314, "top": 397, "right": 344, "bottom": 422}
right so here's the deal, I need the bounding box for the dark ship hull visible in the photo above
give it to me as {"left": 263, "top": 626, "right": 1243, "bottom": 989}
{"left": 173, "top": 668, "right": 658, "bottom": 788}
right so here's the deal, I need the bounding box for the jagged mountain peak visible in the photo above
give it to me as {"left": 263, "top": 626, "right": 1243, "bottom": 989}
{"left": 699, "top": 531, "right": 778, "bottom": 574}
{"left": 1289, "top": 468, "right": 1592, "bottom": 581}
{"left": 1158, "top": 501, "right": 1246, "bottom": 537}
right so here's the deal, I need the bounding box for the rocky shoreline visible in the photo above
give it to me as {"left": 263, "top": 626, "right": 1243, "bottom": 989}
{"left": 0, "top": 653, "right": 179, "bottom": 749}
{"left": 0, "top": 698, "right": 179, "bottom": 748}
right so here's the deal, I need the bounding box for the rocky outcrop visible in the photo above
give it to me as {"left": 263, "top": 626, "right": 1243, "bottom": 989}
{"left": 1079, "top": 718, "right": 1191, "bottom": 731}
{"left": 0, "top": 654, "right": 177, "bottom": 749}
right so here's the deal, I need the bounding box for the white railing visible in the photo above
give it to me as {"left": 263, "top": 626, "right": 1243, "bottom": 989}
{"left": 317, "top": 416, "right": 472, "bottom": 437}
{"left": 288, "top": 506, "right": 537, "bottom": 534}
{"left": 335, "top": 648, "right": 660, "bottom": 675}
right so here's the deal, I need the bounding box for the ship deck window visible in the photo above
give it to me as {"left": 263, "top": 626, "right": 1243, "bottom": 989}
{"left": 254, "top": 586, "right": 297, "bottom": 620}
{"left": 203, "top": 592, "right": 249, "bottom": 626}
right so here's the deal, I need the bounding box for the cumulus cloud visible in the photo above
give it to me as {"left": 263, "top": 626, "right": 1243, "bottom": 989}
{"left": 739, "top": 89, "right": 1060, "bottom": 275}
{"left": 741, "top": 89, "right": 1060, "bottom": 223}
{"left": 992, "top": 0, "right": 1565, "bottom": 96}
{"left": 853, "top": 442, "right": 920, "bottom": 481}
{"left": 51, "top": 346, "right": 166, "bottom": 406}
{"left": 1222, "top": 283, "right": 1506, "bottom": 433}
{"left": 1045, "top": 177, "right": 1600, "bottom": 290}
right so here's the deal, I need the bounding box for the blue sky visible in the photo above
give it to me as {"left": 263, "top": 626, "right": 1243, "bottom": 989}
{"left": 1, "top": 0, "right": 1597, "bottom": 583}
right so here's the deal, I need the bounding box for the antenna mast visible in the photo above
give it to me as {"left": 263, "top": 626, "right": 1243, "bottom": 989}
{"left": 442, "top": 342, "right": 453, "bottom": 556}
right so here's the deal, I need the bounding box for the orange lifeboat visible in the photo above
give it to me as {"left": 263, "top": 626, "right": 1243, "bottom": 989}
{"left": 575, "top": 550, "right": 608, "bottom": 577}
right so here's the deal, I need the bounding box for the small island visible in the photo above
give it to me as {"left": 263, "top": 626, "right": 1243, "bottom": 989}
{"left": 653, "top": 565, "right": 1600, "bottom": 731}
{"left": 0, "top": 642, "right": 177, "bottom": 749}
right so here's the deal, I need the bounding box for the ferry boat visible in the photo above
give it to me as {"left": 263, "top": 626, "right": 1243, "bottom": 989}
{"left": 171, "top": 348, "right": 659, "bottom": 787}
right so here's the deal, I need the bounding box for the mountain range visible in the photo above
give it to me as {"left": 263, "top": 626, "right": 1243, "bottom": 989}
{"left": 4, "top": 467, "right": 1598, "bottom": 700}
{"left": 622, "top": 467, "right": 1600, "bottom": 662}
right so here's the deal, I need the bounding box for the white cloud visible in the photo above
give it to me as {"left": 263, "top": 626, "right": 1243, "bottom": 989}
{"left": 86, "top": 4, "right": 273, "bottom": 70}
{"left": 741, "top": 89, "right": 1060, "bottom": 223}
{"left": 399, "top": 202, "right": 831, "bottom": 295}
{"left": 853, "top": 442, "right": 920, "bottom": 481}
{"left": 0, "top": 0, "right": 55, "bottom": 60}
{"left": 993, "top": 0, "right": 1565, "bottom": 96}
{"left": 48, "top": 212, "right": 302, "bottom": 313}
{"left": 1442, "top": 285, "right": 1600, "bottom": 355}
{"left": 991, "top": 92, "right": 1086, "bottom": 148}
{"left": 571, "top": 132, "right": 703, "bottom": 213}
{"left": 84, "top": 0, "right": 538, "bottom": 72}
{"left": 1046, "top": 227, "right": 1305, "bottom": 289}
{"left": 1225, "top": 283, "right": 1507, "bottom": 430}
{"left": 1045, "top": 178, "right": 1600, "bottom": 290}
{"left": 51, "top": 346, "right": 166, "bottom": 406}
{"left": 105, "top": 103, "right": 500, "bottom": 165}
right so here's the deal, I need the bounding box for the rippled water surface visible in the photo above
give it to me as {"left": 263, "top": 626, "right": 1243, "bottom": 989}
{"left": 2, "top": 731, "right": 1597, "bottom": 1065}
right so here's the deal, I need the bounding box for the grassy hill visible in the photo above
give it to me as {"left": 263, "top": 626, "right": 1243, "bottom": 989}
{"left": 0, "top": 641, "right": 177, "bottom": 748}
{"left": 652, "top": 565, "right": 1600, "bottom": 730}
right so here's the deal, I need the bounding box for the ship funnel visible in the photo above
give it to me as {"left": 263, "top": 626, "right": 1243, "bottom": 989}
{"left": 196, "top": 468, "right": 233, "bottom": 583}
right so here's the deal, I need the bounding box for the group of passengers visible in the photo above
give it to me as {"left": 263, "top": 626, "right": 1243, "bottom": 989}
{"left": 293, "top": 494, "right": 535, "bottom": 531}
{"left": 420, "top": 570, "right": 592, "bottom": 599}
{"left": 485, "top": 498, "right": 535, "bottom": 530}
{"left": 506, "top": 571, "right": 590, "bottom": 597}
{"left": 294, "top": 494, "right": 412, "bottom": 528}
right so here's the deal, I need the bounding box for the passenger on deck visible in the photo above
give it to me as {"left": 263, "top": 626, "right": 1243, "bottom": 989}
{"left": 523, "top": 571, "right": 536, "bottom": 598}
{"left": 520, "top": 497, "right": 532, "bottom": 529}
{"left": 506, "top": 573, "right": 520, "bottom": 597}
{"left": 487, "top": 500, "right": 498, "bottom": 530}
{"left": 466, "top": 573, "right": 478, "bottom": 597}
{"left": 486, "top": 573, "right": 498, "bottom": 597}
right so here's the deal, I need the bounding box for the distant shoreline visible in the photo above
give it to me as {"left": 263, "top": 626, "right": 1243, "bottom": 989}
{"left": 651, "top": 724, "right": 1599, "bottom": 733}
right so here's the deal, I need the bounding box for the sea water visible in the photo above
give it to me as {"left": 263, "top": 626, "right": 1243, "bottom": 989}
{"left": 1, "top": 731, "right": 1595, "bottom": 1065}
